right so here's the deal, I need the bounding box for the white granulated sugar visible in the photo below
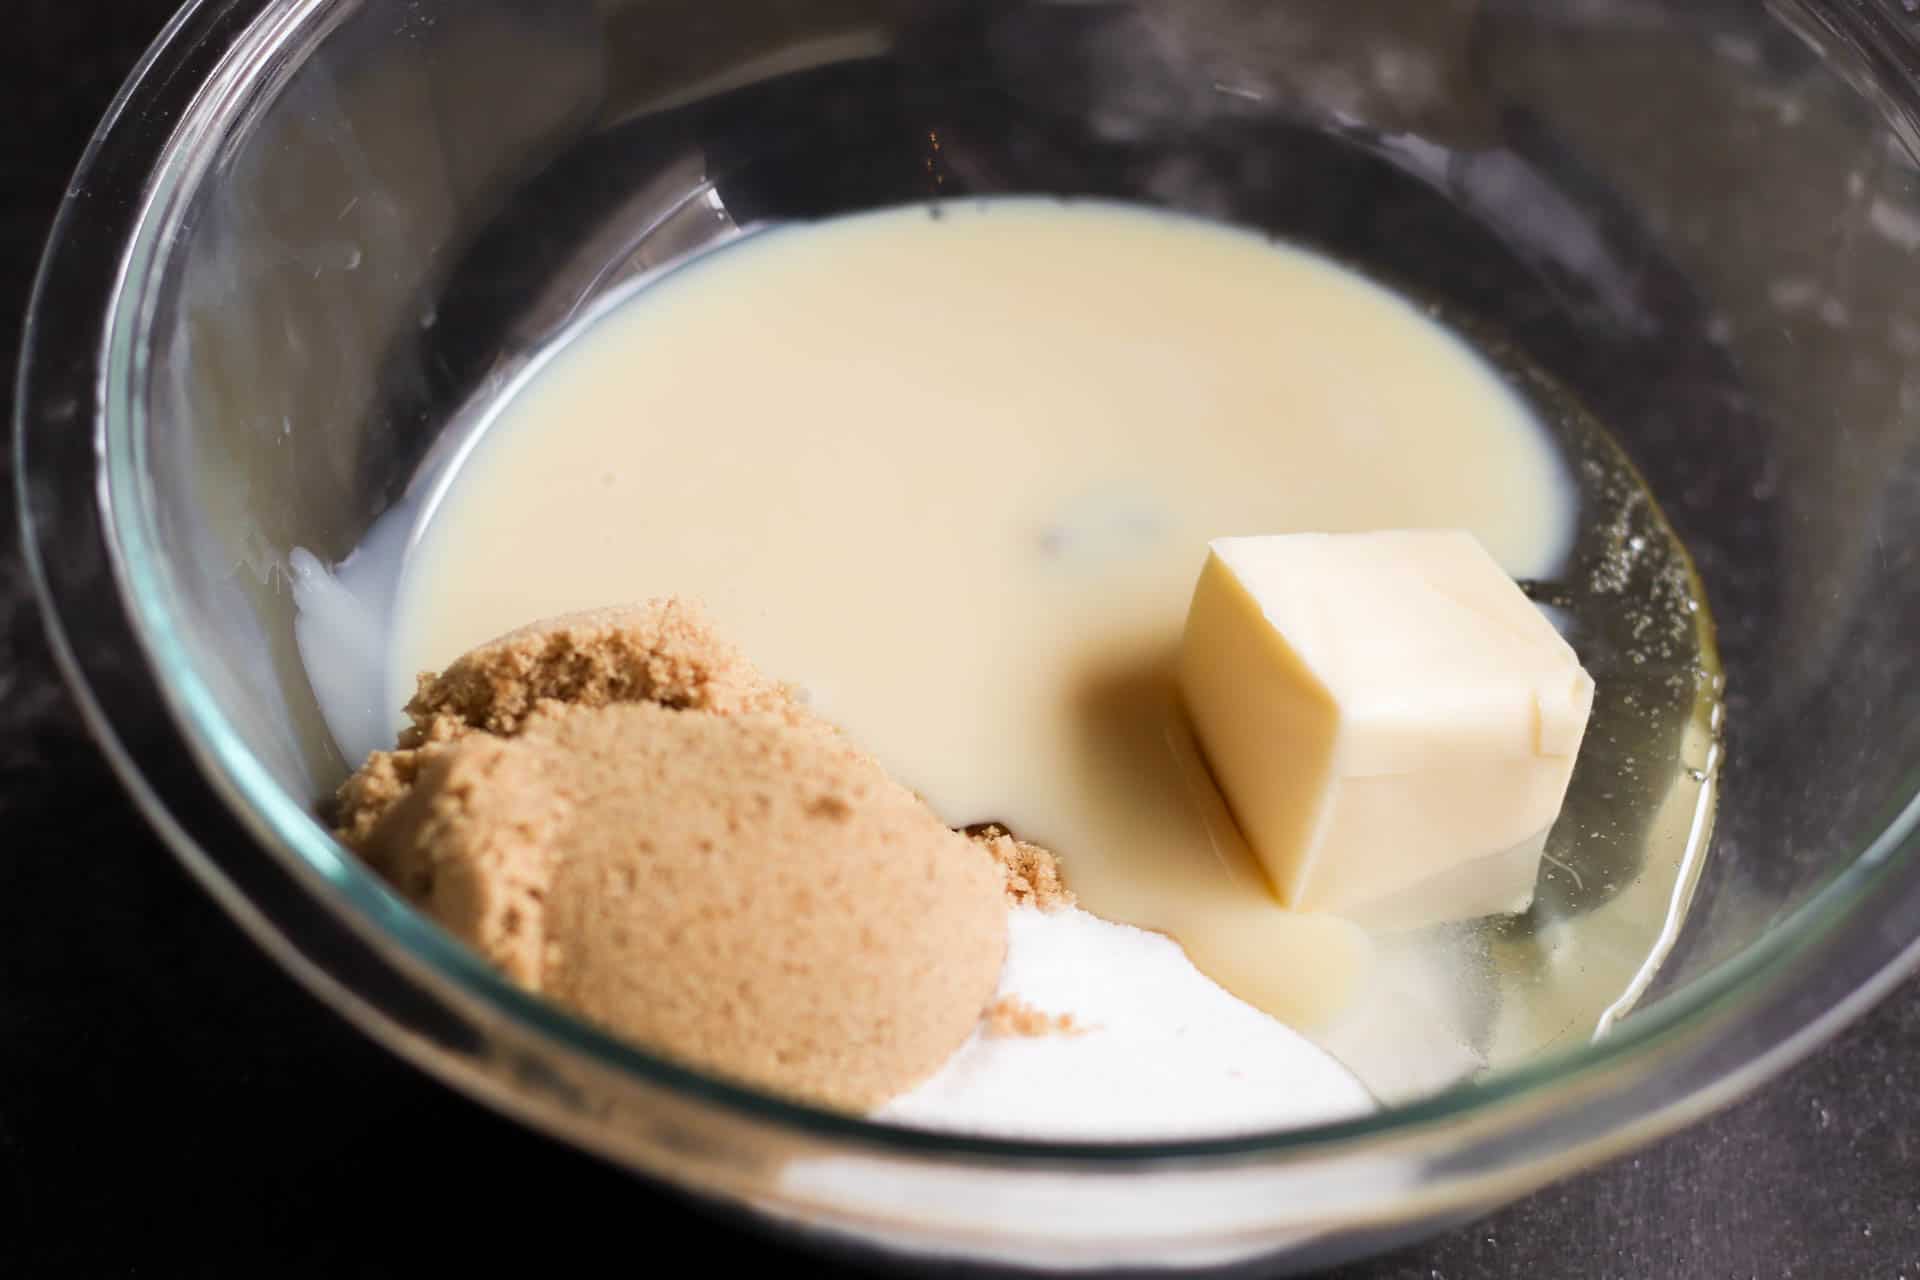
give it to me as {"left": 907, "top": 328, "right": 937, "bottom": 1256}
{"left": 879, "top": 905, "right": 1376, "bottom": 1140}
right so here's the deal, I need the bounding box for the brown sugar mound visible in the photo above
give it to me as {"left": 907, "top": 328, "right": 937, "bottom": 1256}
{"left": 357, "top": 704, "right": 1007, "bottom": 1111}
{"left": 336, "top": 599, "right": 813, "bottom": 847}
{"left": 984, "top": 996, "right": 1083, "bottom": 1039}
{"left": 972, "top": 826, "right": 1075, "bottom": 910}
{"left": 337, "top": 603, "right": 1009, "bottom": 1112}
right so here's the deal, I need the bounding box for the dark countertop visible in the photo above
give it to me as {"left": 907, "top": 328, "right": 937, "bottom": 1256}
{"left": 3, "top": 4, "right": 1917, "bottom": 1276}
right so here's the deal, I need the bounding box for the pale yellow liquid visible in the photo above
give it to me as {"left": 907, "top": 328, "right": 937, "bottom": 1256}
{"left": 392, "top": 200, "right": 1688, "bottom": 1089}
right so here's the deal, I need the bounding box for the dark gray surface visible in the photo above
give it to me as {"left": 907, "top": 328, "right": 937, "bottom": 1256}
{"left": 3, "top": 3, "right": 1917, "bottom": 1275}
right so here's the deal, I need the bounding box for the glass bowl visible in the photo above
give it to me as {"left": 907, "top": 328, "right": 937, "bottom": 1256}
{"left": 17, "top": 0, "right": 1920, "bottom": 1270}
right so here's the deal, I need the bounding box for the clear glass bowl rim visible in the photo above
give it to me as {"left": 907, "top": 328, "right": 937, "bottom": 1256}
{"left": 19, "top": 0, "right": 1920, "bottom": 1176}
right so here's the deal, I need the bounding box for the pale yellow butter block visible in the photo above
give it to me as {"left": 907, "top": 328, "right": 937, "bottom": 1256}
{"left": 1176, "top": 530, "right": 1594, "bottom": 930}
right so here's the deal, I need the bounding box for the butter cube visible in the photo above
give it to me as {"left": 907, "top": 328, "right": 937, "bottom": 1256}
{"left": 1176, "top": 531, "right": 1594, "bottom": 930}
